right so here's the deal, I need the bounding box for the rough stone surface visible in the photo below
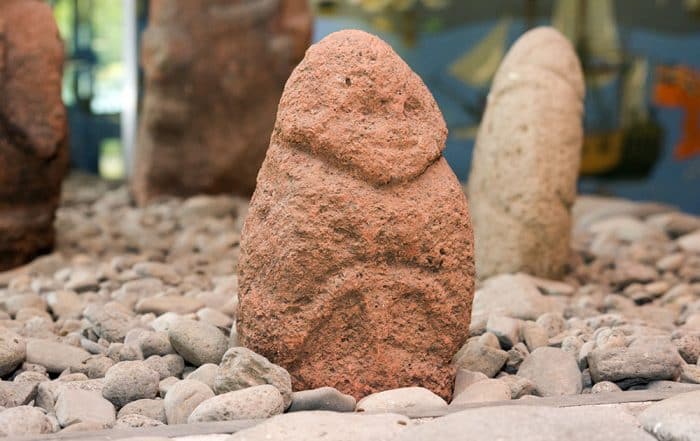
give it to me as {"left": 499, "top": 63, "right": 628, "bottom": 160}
{"left": 185, "top": 363, "right": 218, "bottom": 390}
{"left": 0, "top": 381, "right": 37, "bottom": 407}
{"left": 133, "top": 0, "right": 312, "bottom": 203}
{"left": 356, "top": 387, "right": 447, "bottom": 413}
{"left": 26, "top": 339, "right": 91, "bottom": 374}
{"left": 467, "top": 26, "right": 584, "bottom": 279}
{"left": 102, "top": 361, "right": 160, "bottom": 408}
{"left": 0, "top": 0, "right": 69, "bottom": 271}
{"left": 113, "top": 414, "right": 164, "bottom": 429}
{"left": 472, "top": 274, "right": 560, "bottom": 322}
{"left": 450, "top": 379, "right": 511, "bottom": 405}
{"left": 214, "top": 347, "right": 293, "bottom": 409}
{"left": 452, "top": 339, "right": 508, "bottom": 378}
{"left": 238, "top": 30, "right": 475, "bottom": 401}
{"left": 35, "top": 379, "right": 104, "bottom": 414}
{"left": 588, "top": 337, "right": 684, "bottom": 385}
{"left": 517, "top": 347, "right": 582, "bottom": 396}
{"left": 55, "top": 389, "right": 116, "bottom": 429}
{"left": 0, "top": 329, "right": 26, "bottom": 376}
{"left": 452, "top": 369, "right": 489, "bottom": 397}
{"left": 163, "top": 379, "right": 214, "bottom": 424}
{"left": 144, "top": 354, "right": 185, "bottom": 380}
{"left": 638, "top": 390, "right": 700, "bottom": 441}
{"left": 229, "top": 411, "right": 412, "bottom": 441}
{"left": 591, "top": 381, "right": 622, "bottom": 393}
{"left": 486, "top": 315, "right": 521, "bottom": 349}
{"left": 396, "top": 405, "right": 654, "bottom": 441}
{"left": 289, "top": 387, "right": 356, "bottom": 413}
{"left": 188, "top": 384, "right": 284, "bottom": 423}
{"left": 500, "top": 374, "right": 537, "bottom": 398}
{"left": 522, "top": 322, "right": 549, "bottom": 351}
{"left": 117, "top": 399, "right": 166, "bottom": 423}
{"left": 168, "top": 319, "right": 228, "bottom": 366}
{"left": 0, "top": 405, "right": 55, "bottom": 436}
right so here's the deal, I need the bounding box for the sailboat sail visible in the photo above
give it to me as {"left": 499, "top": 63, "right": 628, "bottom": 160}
{"left": 553, "top": 0, "right": 621, "bottom": 86}
{"left": 448, "top": 17, "right": 510, "bottom": 88}
{"left": 621, "top": 58, "right": 649, "bottom": 126}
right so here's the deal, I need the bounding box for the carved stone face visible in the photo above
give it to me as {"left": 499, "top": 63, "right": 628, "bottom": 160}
{"left": 237, "top": 30, "right": 475, "bottom": 401}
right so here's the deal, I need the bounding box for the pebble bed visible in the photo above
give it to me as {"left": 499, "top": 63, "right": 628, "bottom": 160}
{"left": 0, "top": 173, "right": 698, "bottom": 439}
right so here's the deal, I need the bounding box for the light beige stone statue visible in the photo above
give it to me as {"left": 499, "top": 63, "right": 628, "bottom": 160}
{"left": 468, "top": 27, "right": 585, "bottom": 279}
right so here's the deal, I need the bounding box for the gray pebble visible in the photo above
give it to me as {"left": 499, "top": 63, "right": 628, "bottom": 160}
{"left": 522, "top": 322, "right": 549, "bottom": 351}
{"left": 102, "top": 361, "right": 160, "bottom": 407}
{"left": 55, "top": 389, "right": 115, "bottom": 429}
{"left": 168, "top": 319, "right": 228, "bottom": 366}
{"left": 117, "top": 398, "right": 166, "bottom": 423}
{"left": 536, "top": 313, "right": 566, "bottom": 338}
{"left": 505, "top": 343, "right": 529, "bottom": 374}
{"left": 84, "top": 304, "right": 135, "bottom": 343}
{"left": 289, "top": 387, "right": 356, "bottom": 412}
{"left": 486, "top": 315, "right": 521, "bottom": 350}
{"left": 591, "top": 381, "right": 622, "bottom": 393}
{"left": 588, "top": 336, "right": 683, "bottom": 386}
{"left": 451, "top": 379, "right": 511, "bottom": 405}
{"left": 125, "top": 329, "right": 174, "bottom": 357}
{"left": 0, "top": 329, "right": 25, "bottom": 376}
{"left": 114, "top": 413, "right": 165, "bottom": 429}
{"left": 0, "top": 406, "right": 55, "bottom": 436}
{"left": 453, "top": 369, "right": 488, "bottom": 397}
{"left": 453, "top": 339, "right": 508, "bottom": 378}
{"left": 164, "top": 379, "right": 214, "bottom": 424}
{"left": 158, "top": 376, "right": 179, "bottom": 398}
{"left": 499, "top": 374, "right": 537, "bottom": 399}
{"left": 106, "top": 342, "right": 143, "bottom": 362}
{"left": 185, "top": 363, "right": 218, "bottom": 390}
{"left": 214, "top": 347, "right": 293, "bottom": 409}
{"left": 135, "top": 295, "right": 204, "bottom": 315}
{"left": 356, "top": 387, "right": 447, "bottom": 413}
{"left": 144, "top": 354, "right": 184, "bottom": 380}
{"left": 35, "top": 379, "right": 105, "bottom": 413}
{"left": 517, "top": 347, "right": 582, "bottom": 396}
{"left": 674, "top": 333, "right": 700, "bottom": 364}
{"left": 188, "top": 385, "right": 284, "bottom": 423}
{"left": 26, "top": 339, "right": 90, "bottom": 374}
{"left": 0, "top": 381, "right": 38, "bottom": 407}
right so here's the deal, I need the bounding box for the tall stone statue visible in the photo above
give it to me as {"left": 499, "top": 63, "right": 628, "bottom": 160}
{"left": 0, "top": 0, "right": 69, "bottom": 271}
{"left": 133, "top": 0, "right": 312, "bottom": 205}
{"left": 468, "top": 27, "right": 585, "bottom": 279}
{"left": 238, "top": 30, "right": 475, "bottom": 401}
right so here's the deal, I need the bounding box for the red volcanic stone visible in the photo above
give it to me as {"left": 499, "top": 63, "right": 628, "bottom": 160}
{"left": 132, "top": 0, "right": 312, "bottom": 205}
{"left": 0, "top": 0, "right": 69, "bottom": 271}
{"left": 238, "top": 30, "right": 475, "bottom": 401}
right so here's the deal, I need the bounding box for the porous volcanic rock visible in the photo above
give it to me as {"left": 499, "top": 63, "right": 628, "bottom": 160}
{"left": 467, "top": 26, "right": 584, "bottom": 279}
{"left": 132, "top": 0, "right": 312, "bottom": 204}
{"left": 238, "top": 30, "right": 475, "bottom": 401}
{"left": 0, "top": 0, "right": 69, "bottom": 270}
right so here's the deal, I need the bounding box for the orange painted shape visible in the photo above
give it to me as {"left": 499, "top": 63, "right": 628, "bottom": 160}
{"left": 653, "top": 66, "right": 700, "bottom": 160}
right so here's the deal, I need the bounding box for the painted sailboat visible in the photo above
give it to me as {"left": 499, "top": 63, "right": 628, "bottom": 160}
{"left": 448, "top": 17, "right": 510, "bottom": 139}
{"left": 447, "top": 0, "right": 662, "bottom": 177}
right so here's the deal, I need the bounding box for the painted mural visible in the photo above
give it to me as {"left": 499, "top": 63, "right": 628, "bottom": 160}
{"left": 313, "top": 0, "right": 700, "bottom": 213}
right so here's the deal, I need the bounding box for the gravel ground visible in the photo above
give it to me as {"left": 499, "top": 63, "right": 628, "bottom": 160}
{"left": 0, "top": 173, "right": 698, "bottom": 440}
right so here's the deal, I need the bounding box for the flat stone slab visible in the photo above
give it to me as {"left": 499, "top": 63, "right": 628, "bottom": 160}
{"left": 638, "top": 390, "right": 700, "bottom": 441}
{"left": 229, "top": 411, "right": 412, "bottom": 441}
{"left": 396, "top": 405, "right": 654, "bottom": 441}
